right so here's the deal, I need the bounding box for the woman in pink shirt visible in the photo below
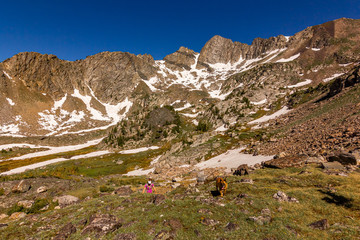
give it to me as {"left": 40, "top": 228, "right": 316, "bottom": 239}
{"left": 143, "top": 179, "right": 156, "bottom": 193}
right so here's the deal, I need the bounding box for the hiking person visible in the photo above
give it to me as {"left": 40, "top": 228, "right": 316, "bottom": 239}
{"left": 143, "top": 179, "right": 156, "bottom": 193}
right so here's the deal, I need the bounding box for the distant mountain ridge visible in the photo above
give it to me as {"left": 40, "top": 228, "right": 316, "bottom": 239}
{"left": 0, "top": 17, "right": 359, "bottom": 137}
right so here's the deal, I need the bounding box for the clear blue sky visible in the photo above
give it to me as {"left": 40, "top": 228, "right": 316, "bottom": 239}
{"left": 0, "top": 0, "right": 359, "bottom": 62}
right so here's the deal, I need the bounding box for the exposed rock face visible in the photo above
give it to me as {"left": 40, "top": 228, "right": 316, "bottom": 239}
{"left": 327, "top": 152, "right": 357, "bottom": 165}
{"left": 164, "top": 47, "right": 197, "bottom": 70}
{"left": 197, "top": 34, "right": 288, "bottom": 66}
{"left": 263, "top": 155, "right": 307, "bottom": 169}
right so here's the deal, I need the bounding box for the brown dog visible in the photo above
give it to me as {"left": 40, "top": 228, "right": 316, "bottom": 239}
{"left": 216, "top": 177, "right": 228, "bottom": 197}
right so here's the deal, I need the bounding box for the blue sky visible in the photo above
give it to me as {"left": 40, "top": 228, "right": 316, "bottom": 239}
{"left": 0, "top": 0, "right": 359, "bottom": 62}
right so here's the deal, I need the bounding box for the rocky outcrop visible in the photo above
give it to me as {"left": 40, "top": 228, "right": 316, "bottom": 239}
{"left": 164, "top": 47, "right": 197, "bottom": 70}
{"left": 263, "top": 155, "right": 307, "bottom": 169}
{"left": 327, "top": 152, "right": 357, "bottom": 165}
{"left": 197, "top": 35, "right": 288, "bottom": 66}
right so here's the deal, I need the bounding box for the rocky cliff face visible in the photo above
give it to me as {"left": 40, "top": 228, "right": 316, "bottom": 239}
{"left": 0, "top": 18, "right": 360, "bottom": 137}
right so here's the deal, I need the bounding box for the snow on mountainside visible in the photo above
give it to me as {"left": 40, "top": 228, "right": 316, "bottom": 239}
{"left": 0, "top": 18, "right": 360, "bottom": 137}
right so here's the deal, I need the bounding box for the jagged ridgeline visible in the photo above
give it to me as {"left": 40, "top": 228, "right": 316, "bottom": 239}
{"left": 1, "top": 18, "right": 360, "bottom": 138}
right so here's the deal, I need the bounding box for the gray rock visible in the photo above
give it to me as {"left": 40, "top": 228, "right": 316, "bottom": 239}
{"left": 9, "top": 212, "right": 26, "bottom": 220}
{"left": 114, "top": 233, "right": 137, "bottom": 240}
{"left": 18, "top": 200, "right": 35, "bottom": 208}
{"left": 308, "top": 219, "right": 329, "bottom": 230}
{"left": 11, "top": 180, "right": 31, "bottom": 193}
{"left": 153, "top": 230, "right": 174, "bottom": 240}
{"left": 53, "top": 195, "right": 79, "bottom": 207}
{"left": 321, "top": 161, "right": 345, "bottom": 170}
{"left": 328, "top": 152, "right": 357, "bottom": 165}
{"left": 54, "top": 223, "right": 77, "bottom": 240}
{"left": 151, "top": 194, "right": 165, "bottom": 205}
{"left": 0, "top": 223, "right": 8, "bottom": 229}
{"left": 225, "top": 222, "right": 238, "bottom": 231}
{"left": 36, "top": 186, "right": 47, "bottom": 193}
{"left": 248, "top": 215, "right": 271, "bottom": 225}
{"left": 273, "top": 191, "right": 299, "bottom": 203}
{"left": 201, "top": 218, "right": 219, "bottom": 226}
{"left": 82, "top": 214, "right": 122, "bottom": 235}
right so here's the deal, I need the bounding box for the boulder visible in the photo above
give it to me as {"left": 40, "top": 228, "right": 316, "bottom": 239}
{"left": 240, "top": 178, "right": 254, "bottom": 184}
{"left": 114, "top": 186, "right": 133, "bottom": 196}
{"left": 0, "top": 223, "right": 8, "bottom": 229}
{"left": 9, "top": 212, "right": 26, "bottom": 220}
{"left": 82, "top": 214, "right": 122, "bottom": 235}
{"left": 114, "top": 233, "right": 137, "bottom": 240}
{"left": 0, "top": 214, "right": 9, "bottom": 220}
{"left": 200, "top": 217, "right": 219, "bottom": 226}
{"left": 261, "top": 208, "right": 271, "bottom": 216}
{"left": 327, "top": 152, "right": 357, "bottom": 165}
{"left": 248, "top": 215, "right": 271, "bottom": 225}
{"left": 263, "top": 155, "right": 307, "bottom": 169}
{"left": 233, "top": 164, "right": 249, "bottom": 176}
{"left": 53, "top": 195, "right": 79, "bottom": 207}
{"left": 11, "top": 180, "right": 31, "bottom": 193}
{"left": 53, "top": 223, "right": 77, "bottom": 240}
{"left": 163, "top": 218, "right": 183, "bottom": 231}
{"left": 273, "top": 191, "right": 299, "bottom": 203}
{"left": 37, "top": 186, "right": 48, "bottom": 193}
{"left": 321, "top": 161, "right": 345, "bottom": 170}
{"left": 308, "top": 219, "right": 329, "bottom": 230}
{"left": 17, "top": 200, "right": 35, "bottom": 208}
{"left": 225, "top": 222, "right": 239, "bottom": 231}
{"left": 151, "top": 194, "right": 165, "bottom": 205}
{"left": 153, "top": 230, "right": 174, "bottom": 240}
{"left": 306, "top": 156, "right": 326, "bottom": 164}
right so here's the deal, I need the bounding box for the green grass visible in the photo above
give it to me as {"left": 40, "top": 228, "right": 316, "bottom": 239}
{"left": 0, "top": 146, "right": 167, "bottom": 180}
{"left": 1, "top": 165, "right": 359, "bottom": 239}
{"left": 0, "top": 145, "right": 99, "bottom": 174}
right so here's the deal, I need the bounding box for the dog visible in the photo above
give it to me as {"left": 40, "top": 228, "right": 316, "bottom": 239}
{"left": 216, "top": 177, "right": 228, "bottom": 197}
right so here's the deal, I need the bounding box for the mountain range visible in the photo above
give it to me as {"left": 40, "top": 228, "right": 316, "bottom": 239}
{"left": 1, "top": 17, "right": 359, "bottom": 139}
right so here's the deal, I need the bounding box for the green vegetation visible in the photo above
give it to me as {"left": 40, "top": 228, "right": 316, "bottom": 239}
{"left": 0, "top": 145, "right": 98, "bottom": 174}
{"left": 1, "top": 166, "right": 359, "bottom": 239}
{"left": 0, "top": 146, "right": 167, "bottom": 181}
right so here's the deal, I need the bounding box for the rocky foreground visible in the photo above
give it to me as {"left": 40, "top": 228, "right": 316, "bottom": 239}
{"left": 0, "top": 150, "right": 359, "bottom": 239}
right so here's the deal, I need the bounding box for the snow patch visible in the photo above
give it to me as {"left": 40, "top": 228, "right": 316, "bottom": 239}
{"left": 215, "top": 125, "right": 228, "bottom": 132}
{"left": 311, "top": 48, "right": 321, "bottom": 51}
{"left": 9, "top": 138, "right": 103, "bottom": 160}
{"left": 3, "top": 71, "right": 12, "bottom": 79}
{"left": 251, "top": 99, "right": 267, "bottom": 105}
{"left": 248, "top": 106, "right": 290, "bottom": 125}
{"left": 174, "top": 103, "right": 191, "bottom": 111}
{"left": 6, "top": 98, "right": 15, "bottom": 106}
{"left": 285, "top": 79, "right": 312, "bottom": 88}
{"left": 119, "top": 146, "right": 159, "bottom": 154}
{"left": 323, "top": 73, "right": 345, "bottom": 83}
{"left": 195, "top": 147, "right": 273, "bottom": 172}
{"left": 1, "top": 150, "right": 111, "bottom": 175}
{"left": 181, "top": 112, "right": 199, "bottom": 118}
{"left": 276, "top": 53, "right": 300, "bottom": 63}
{"left": 124, "top": 155, "right": 162, "bottom": 176}
{"left": 339, "top": 63, "right": 353, "bottom": 67}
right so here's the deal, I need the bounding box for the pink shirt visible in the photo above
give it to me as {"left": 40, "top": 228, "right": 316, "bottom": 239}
{"left": 145, "top": 183, "right": 154, "bottom": 193}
